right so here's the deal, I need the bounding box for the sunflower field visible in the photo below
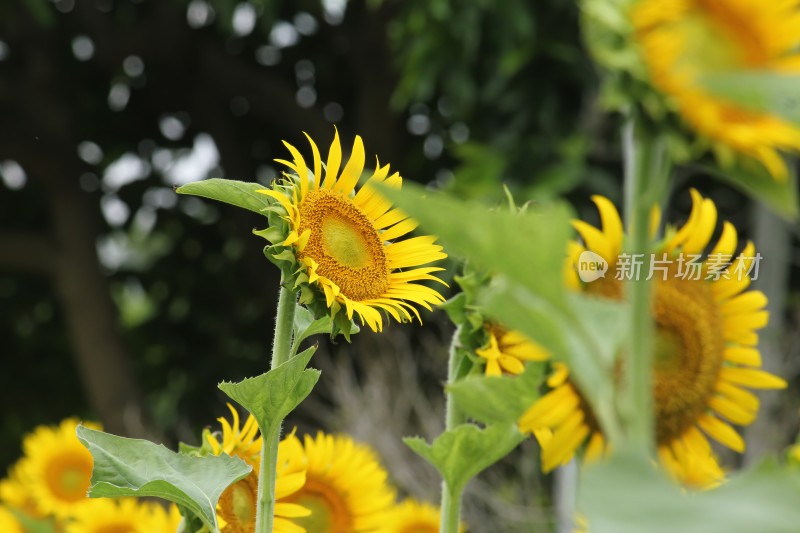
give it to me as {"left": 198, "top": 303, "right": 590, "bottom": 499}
{"left": 3, "top": 0, "right": 800, "bottom": 532}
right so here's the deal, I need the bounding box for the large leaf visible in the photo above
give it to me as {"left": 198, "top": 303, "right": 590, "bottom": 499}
{"left": 448, "top": 362, "right": 544, "bottom": 425}
{"left": 481, "top": 281, "right": 627, "bottom": 436}
{"left": 581, "top": 451, "right": 800, "bottom": 533}
{"left": 176, "top": 178, "right": 273, "bottom": 215}
{"left": 699, "top": 72, "right": 800, "bottom": 127}
{"left": 218, "top": 346, "right": 320, "bottom": 434}
{"left": 379, "top": 184, "right": 626, "bottom": 435}
{"left": 376, "top": 183, "right": 574, "bottom": 310}
{"left": 404, "top": 422, "right": 524, "bottom": 493}
{"left": 77, "top": 426, "right": 251, "bottom": 533}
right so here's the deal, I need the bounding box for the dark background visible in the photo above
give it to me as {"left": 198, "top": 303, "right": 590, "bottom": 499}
{"left": 1, "top": 0, "right": 797, "bottom": 529}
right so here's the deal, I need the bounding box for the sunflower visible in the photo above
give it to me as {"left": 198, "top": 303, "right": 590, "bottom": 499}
{"left": 257, "top": 130, "right": 448, "bottom": 332}
{"left": 0, "top": 506, "right": 25, "bottom": 533}
{"left": 475, "top": 323, "right": 549, "bottom": 376}
{"left": 211, "top": 411, "right": 309, "bottom": 533}
{"left": 18, "top": 418, "right": 101, "bottom": 518}
{"left": 379, "top": 499, "right": 464, "bottom": 533}
{"left": 65, "top": 498, "right": 181, "bottom": 533}
{"left": 206, "top": 404, "right": 262, "bottom": 468}
{"left": 282, "top": 431, "right": 395, "bottom": 533}
{"left": 632, "top": 0, "right": 800, "bottom": 180}
{"left": 0, "top": 461, "right": 42, "bottom": 518}
{"left": 519, "top": 191, "right": 786, "bottom": 486}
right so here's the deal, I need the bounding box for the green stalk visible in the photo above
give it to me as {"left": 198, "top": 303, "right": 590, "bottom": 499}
{"left": 621, "top": 119, "right": 668, "bottom": 450}
{"left": 440, "top": 325, "right": 465, "bottom": 533}
{"left": 255, "top": 276, "right": 297, "bottom": 533}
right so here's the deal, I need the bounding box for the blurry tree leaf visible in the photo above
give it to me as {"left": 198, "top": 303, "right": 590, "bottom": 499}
{"left": 23, "top": 0, "right": 55, "bottom": 27}
{"left": 581, "top": 450, "right": 800, "bottom": 533}
{"left": 404, "top": 422, "right": 524, "bottom": 493}
{"left": 176, "top": 179, "right": 272, "bottom": 215}
{"left": 699, "top": 72, "right": 800, "bottom": 127}
{"left": 218, "top": 346, "right": 319, "bottom": 434}
{"left": 448, "top": 363, "right": 544, "bottom": 424}
{"left": 76, "top": 426, "right": 250, "bottom": 533}
{"left": 697, "top": 162, "right": 799, "bottom": 221}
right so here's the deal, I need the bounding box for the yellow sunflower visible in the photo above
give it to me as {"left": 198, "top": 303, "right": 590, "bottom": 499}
{"left": 475, "top": 323, "right": 549, "bottom": 376}
{"left": 258, "top": 130, "right": 448, "bottom": 332}
{"left": 206, "top": 403, "right": 262, "bottom": 468}
{"left": 18, "top": 418, "right": 101, "bottom": 518}
{"left": 282, "top": 431, "right": 395, "bottom": 533}
{"left": 379, "top": 498, "right": 465, "bottom": 533}
{"left": 0, "top": 506, "right": 25, "bottom": 533}
{"left": 65, "top": 498, "right": 181, "bottom": 533}
{"left": 210, "top": 411, "right": 309, "bottom": 533}
{"left": 0, "top": 461, "right": 42, "bottom": 518}
{"left": 520, "top": 191, "right": 786, "bottom": 486}
{"left": 632, "top": 0, "right": 800, "bottom": 180}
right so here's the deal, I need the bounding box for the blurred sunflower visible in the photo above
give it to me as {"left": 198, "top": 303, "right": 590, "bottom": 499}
{"left": 210, "top": 411, "right": 309, "bottom": 533}
{"left": 0, "top": 506, "right": 25, "bottom": 533}
{"left": 632, "top": 0, "right": 800, "bottom": 179}
{"left": 475, "top": 323, "right": 549, "bottom": 376}
{"left": 520, "top": 191, "right": 786, "bottom": 486}
{"left": 0, "top": 462, "right": 42, "bottom": 518}
{"left": 282, "top": 432, "right": 395, "bottom": 533}
{"left": 257, "top": 130, "right": 448, "bottom": 332}
{"left": 65, "top": 498, "right": 181, "bottom": 533}
{"left": 18, "top": 418, "right": 101, "bottom": 518}
{"left": 380, "top": 498, "right": 464, "bottom": 533}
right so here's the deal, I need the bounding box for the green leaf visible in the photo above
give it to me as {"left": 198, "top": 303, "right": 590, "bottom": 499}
{"left": 448, "top": 363, "right": 544, "bottom": 425}
{"left": 699, "top": 72, "right": 800, "bottom": 127}
{"left": 404, "top": 423, "right": 524, "bottom": 493}
{"left": 76, "top": 426, "right": 251, "bottom": 533}
{"left": 376, "top": 183, "right": 574, "bottom": 310}
{"left": 581, "top": 451, "right": 800, "bottom": 533}
{"left": 290, "top": 305, "right": 358, "bottom": 356}
{"left": 8, "top": 509, "right": 57, "bottom": 533}
{"left": 697, "top": 162, "right": 799, "bottom": 221}
{"left": 481, "top": 280, "right": 627, "bottom": 437}
{"left": 218, "top": 346, "right": 320, "bottom": 434}
{"left": 176, "top": 179, "right": 273, "bottom": 215}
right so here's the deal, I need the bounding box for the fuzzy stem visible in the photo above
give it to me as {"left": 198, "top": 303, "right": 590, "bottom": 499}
{"left": 440, "top": 325, "right": 465, "bottom": 533}
{"left": 254, "top": 277, "right": 296, "bottom": 533}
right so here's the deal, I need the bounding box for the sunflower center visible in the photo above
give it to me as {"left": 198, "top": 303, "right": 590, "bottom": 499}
{"left": 218, "top": 474, "right": 257, "bottom": 533}
{"left": 652, "top": 271, "right": 725, "bottom": 445}
{"left": 286, "top": 477, "right": 353, "bottom": 533}
{"left": 45, "top": 452, "right": 92, "bottom": 502}
{"left": 583, "top": 266, "right": 725, "bottom": 445}
{"left": 298, "top": 189, "right": 389, "bottom": 302}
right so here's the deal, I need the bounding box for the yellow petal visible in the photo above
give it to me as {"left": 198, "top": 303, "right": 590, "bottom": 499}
{"left": 697, "top": 414, "right": 745, "bottom": 453}
{"left": 322, "top": 128, "right": 342, "bottom": 190}
{"left": 719, "top": 368, "right": 787, "bottom": 389}
{"left": 333, "top": 134, "right": 365, "bottom": 195}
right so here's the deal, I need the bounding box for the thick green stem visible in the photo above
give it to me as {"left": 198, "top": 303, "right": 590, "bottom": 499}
{"left": 255, "top": 277, "right": 297, "bottom": 533}
{"left": 271, "top": 277, "right": 297, "bottom": 369}
{"left": 621, "top": 119, "right": 667, "bottom": 450}
{"left": 440, "top": 326, "right": 465, "bottom": 533}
